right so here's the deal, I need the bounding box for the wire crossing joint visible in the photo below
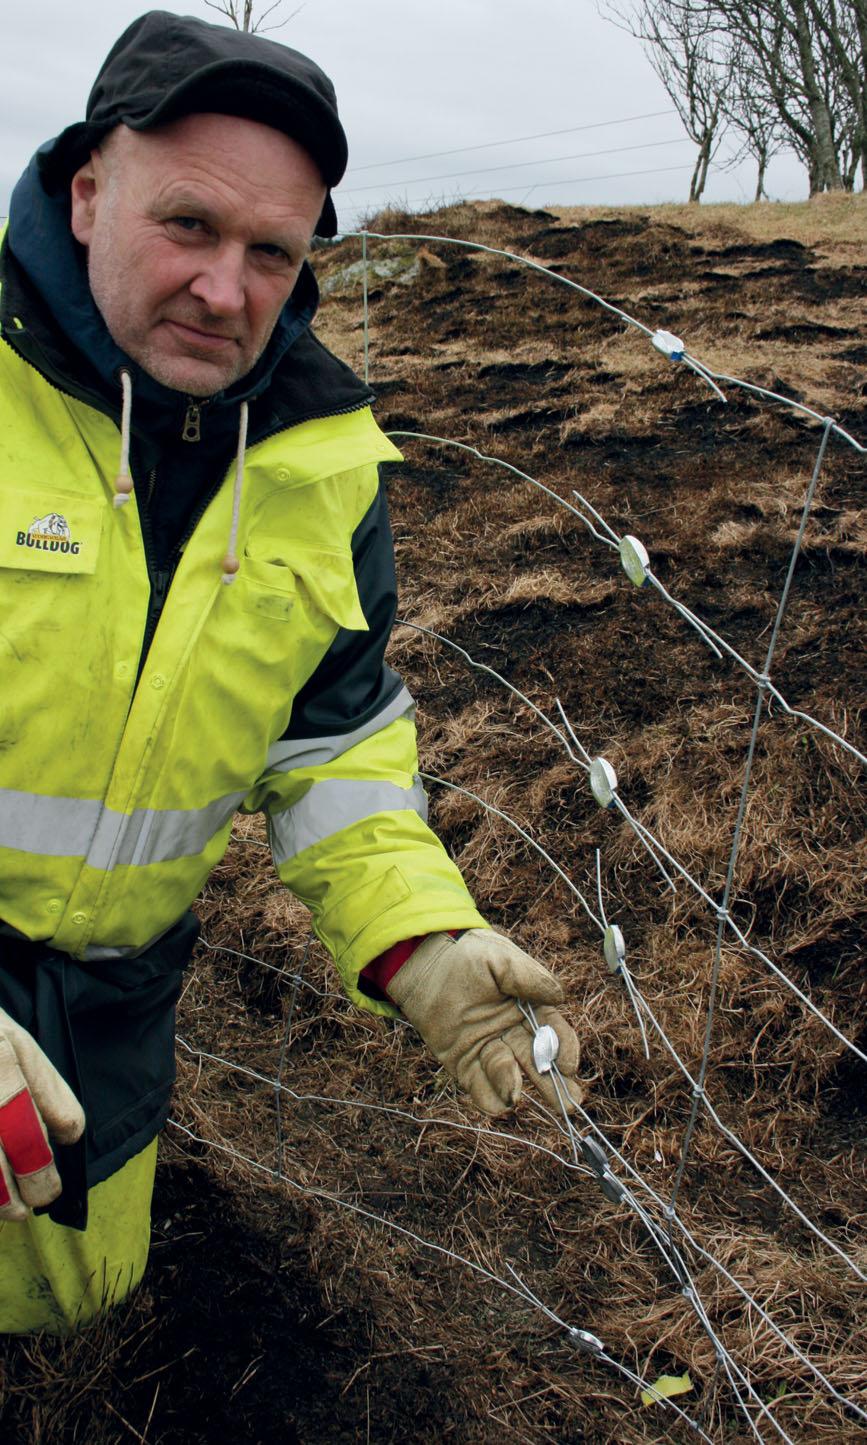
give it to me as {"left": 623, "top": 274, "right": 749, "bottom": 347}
{"left": 569, "top": 1327, "right": 605, "bottom": 1355}
{"left": 603, "top": 924, "right": 626, "bottom": 976}
{"left": 619, "top": 535, "right": 651, "bottom": 588}
{"left": 531, "top": 1024, "right": 560, "bottom": 1074}
{"left": 651, "top": 329, "right": 685, "bottom": 360}
{"left": 580, "top": 1136, "right": 609, "bottom": 1177}
{"left": 600, "top": 1171, "right": 627, "bottom": 1204}
{"left": 590, "top": 757, "right": 618, "bottom": 809}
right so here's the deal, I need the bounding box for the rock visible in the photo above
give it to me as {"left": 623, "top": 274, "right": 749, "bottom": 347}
{"left": 319, "top": 252, "right": 422, "bottom": 296}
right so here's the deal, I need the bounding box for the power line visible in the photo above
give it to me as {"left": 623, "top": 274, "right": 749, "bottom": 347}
{"left": 486, "top": 160, "right": 709, "bottom": 197}
{"left": 341, "top": 136, "right": 692, "bottom": 196}
{"left": 346, "top": 109, "right": 677, "bottom": 173}
{"left": 344, "top": 162, "right": 708, "bottom": 216}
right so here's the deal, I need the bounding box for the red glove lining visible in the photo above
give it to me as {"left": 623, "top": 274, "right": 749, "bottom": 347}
{"left": 361, "top": 930, "right": 463, "bottom": 999}
{"left": 361, "top": 935, "right": 428, "bottom": 994}
{"left": 0, "top": 1088, "right": 54, "bottom": 1176}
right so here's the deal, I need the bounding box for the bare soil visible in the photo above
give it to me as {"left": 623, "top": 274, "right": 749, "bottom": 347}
{"left": 2, "top": 195, "right": 865, "bottom": 1443}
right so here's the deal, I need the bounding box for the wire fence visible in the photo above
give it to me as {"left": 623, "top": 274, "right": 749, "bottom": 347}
{"left": 171, "top": 226, "right": 866, "bottom": 1441}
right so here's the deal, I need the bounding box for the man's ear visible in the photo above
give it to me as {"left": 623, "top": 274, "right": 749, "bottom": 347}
{"left": 70, "top": 157, "right": 100, "bottom": 246}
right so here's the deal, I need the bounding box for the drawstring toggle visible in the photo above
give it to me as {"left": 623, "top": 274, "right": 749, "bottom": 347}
{"left": 221, "top": 401, "right": 249, "bottom": 585}
{"left": 114, "top": 369, "right": 134, "bottom": 508}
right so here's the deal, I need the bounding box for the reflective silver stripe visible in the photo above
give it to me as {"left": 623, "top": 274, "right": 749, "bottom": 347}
{"left": 0, "top": 787, "right": 245, "bottom": 867}
{"left": 269, "top": 775, "right": 428, "bottom": 864}
{"left": 0, "top": 791, "right": 101, "bottom": 856}
{"left": 85, "top": 791, "right": 247, "bottom": 869}
{"left": 265, "top": 686, "right": 415, "bottom": 774}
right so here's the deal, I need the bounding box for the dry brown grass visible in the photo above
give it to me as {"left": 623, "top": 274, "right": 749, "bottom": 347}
{"left": 2, "top": 196, "right": 865, "bottom": 1443}
{"left": 556, "top": 193, "right": 867, "bottom": 255}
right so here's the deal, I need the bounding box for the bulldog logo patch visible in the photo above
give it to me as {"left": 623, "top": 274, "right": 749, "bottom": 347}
{"left": 16, "top": 512, "right": 82, "bottom": 555}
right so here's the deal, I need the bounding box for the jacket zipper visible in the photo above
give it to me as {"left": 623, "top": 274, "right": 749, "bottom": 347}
{"left": 135, "top": 466, "right": 223, "bottom": 682}
{"left": 182, "top": 398, "right": 208, "bottom": 442}
{"left": 135, "top": 474, "right": 169, "bottom": 684}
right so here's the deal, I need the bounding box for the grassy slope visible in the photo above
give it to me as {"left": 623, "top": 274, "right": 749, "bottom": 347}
{"left": 2, "top": 196, "right": 865, "bottom": 1444}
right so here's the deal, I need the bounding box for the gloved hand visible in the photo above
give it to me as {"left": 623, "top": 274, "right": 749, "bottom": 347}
{"left": 388, "top": 930, "right": 583, "bottom": 1116}
{"left": 0, "top": 1007, "right": 85, "bottom": 1221}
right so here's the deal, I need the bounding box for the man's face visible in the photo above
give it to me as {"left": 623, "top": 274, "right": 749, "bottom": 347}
{"left": 70, "top": 113, "right": 327, "bottom": 396}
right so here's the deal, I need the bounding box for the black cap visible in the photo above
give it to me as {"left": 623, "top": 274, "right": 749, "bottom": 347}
{"left": 39, "top": 10, "right": 347, "bottom": 236}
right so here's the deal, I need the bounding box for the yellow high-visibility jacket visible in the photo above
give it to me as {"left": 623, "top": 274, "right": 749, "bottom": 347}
{"left": 0, "top": 273, "right": 486, "bottom": 1019}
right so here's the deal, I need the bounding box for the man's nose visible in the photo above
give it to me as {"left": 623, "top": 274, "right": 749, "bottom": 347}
{"left": 188, "top": 245, "right": 246, "bottom": 316}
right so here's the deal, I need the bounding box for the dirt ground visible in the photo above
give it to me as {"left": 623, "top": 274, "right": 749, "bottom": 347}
{"left": 1, "top": 195, "right": 865, "bottom": 1443}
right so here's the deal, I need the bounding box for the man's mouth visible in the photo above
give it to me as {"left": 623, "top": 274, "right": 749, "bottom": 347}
{"left": 164, "top": 320, "right": 239, "bottom": 352}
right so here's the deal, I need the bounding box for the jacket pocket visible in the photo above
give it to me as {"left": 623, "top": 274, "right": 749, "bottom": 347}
{"left": 243, "top": 537, "right": 368, "bottom": 632}
{"left": 237, "top": 555, "right": 298, "bottom": 621}
{"left": 0, "top": 484, "right": 104, "bottom": 575}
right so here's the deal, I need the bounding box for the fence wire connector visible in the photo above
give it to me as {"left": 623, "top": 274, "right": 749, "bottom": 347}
{"left": 651, "top": 328, "right": 685, "bottom": 361}
{"left": 589, "top": 757, "right": 618, "bottom": 809}
{"left": 569, "top": 1326, "right": 605, "bottom": 1355}
{"left": 580, "top": 1135, "right": 609, "bottom": 1177}
{"left": 603, "top": 923, "right": 626, "bottom": 976}
{"left": 619, "top": 534, "right": 651, "bottom": 588}
{"left": 532, "top": 1023, "right": 560, "bottom": 1074}
{"left": 600, "top": 1170, "right": 627, "bottom": 1205}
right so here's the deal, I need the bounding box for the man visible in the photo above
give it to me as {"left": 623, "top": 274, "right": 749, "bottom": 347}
{"left": 0, "top": 11, "right": 581, "bottom": 1333}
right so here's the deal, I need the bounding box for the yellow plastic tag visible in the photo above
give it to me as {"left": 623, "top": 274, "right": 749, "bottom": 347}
{"left": 641, "top": 1371, "right": 693, "bottom": 1407}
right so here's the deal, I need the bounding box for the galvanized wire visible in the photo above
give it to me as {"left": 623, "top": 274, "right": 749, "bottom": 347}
{"left": 194, "top": 228, "right": 867, "bottom": 1439}
{"left": 406, "top": 620, "right": 866, "bottom": 1066}
{"left": 670, "top": 421, "right": 836, "bottom": 1212}
{"left": 389, "top": 432, "right": 866, "bottom": 771}
{"left": 176, "top": 1008, "right": 866, "bottom": 1435}
{"left": 523, "top": 1092, "right": 867, "bottom": 1425}
{"left": 166, "top": 1114, "right": 715, "bottom": 1441}
{"left": 177, "top": 945, "right": 867, "bottom": 1433}
{"left": 355, "top": 230, "right": 865, "bottom": 454}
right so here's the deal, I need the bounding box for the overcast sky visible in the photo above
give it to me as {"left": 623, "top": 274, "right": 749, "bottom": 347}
{"left": 1, "top": 0, "right": 809, "bottom": 228}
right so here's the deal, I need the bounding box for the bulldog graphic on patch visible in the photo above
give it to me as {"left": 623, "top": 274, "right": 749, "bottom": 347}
{"left": 17, "top": 512, "right": 82, "bottom": 554}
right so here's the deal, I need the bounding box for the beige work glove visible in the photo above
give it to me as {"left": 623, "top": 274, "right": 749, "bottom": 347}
{"left": 388, "top": 930, "right": 583, "bottom": 1116}
{"left": 0, "top": 1007, "right": 86, "bottom": 1221}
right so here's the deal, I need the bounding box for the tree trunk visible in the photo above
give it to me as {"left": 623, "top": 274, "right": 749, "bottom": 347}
{"left": 689, "top": 131, "right": 713, "bottom": 201}
{"left": 755, "top": 150, "right": 769, "bottom": 201}
{"left": 855, "top": 0, "right": 867, "bottom": 187}
{"left": 792, "top": 0, "right": 844, "bottom": 190}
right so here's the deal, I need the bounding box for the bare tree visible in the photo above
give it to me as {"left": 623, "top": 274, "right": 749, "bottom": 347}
{"left": 851, "top": 0, "right": 867, "bottom": 184}
{"left": 606, "top": 0, "right": 865, "bottom": 196}
{"left": 203, "top": 0, "right": 304, "bottom": 34}
{"left": 722, "top": 40, "right": 787, "bottom": 199}
{"left": 718, "top": 0, "right": 845, "bottom": 192}
{"left": 805, "top": 0, "right": 867, "bottom": 188}
{"left": 603, "top": 0, "right": 733, "bottom": 201}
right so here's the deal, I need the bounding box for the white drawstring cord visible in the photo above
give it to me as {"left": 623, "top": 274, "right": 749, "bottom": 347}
{"left": 222, "top": 400, "right": 248, "bottom": 584}
{"left": 113, "top": 374, "right": 247, "bottom": 580}
{"left": 114, "top": 369, "right": 134, "bottom": 508}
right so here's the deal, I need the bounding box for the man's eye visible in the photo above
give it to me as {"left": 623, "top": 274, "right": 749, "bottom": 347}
{"left": 170, "top": 217, "right": 204, "bottom": 233}
{"left": 255, "top": 243, "right": 292, "bottom": 263}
